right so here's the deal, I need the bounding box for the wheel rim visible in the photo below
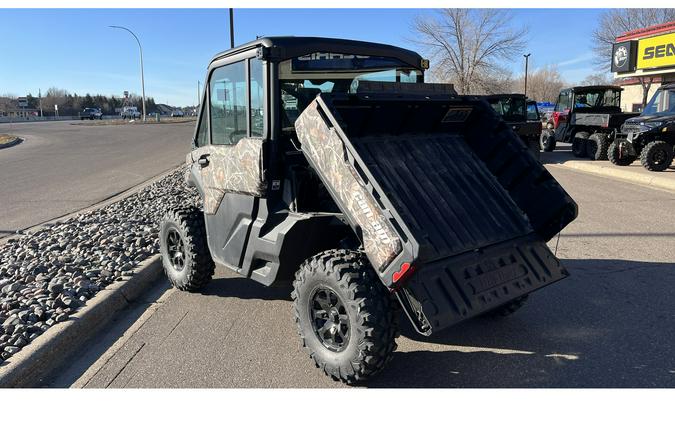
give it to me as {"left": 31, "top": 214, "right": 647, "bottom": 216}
{"left": 166, "top": 228, "right": 186, "bottom": 271}
{"left": 310, "top": 287, "right": 350, "bottom": 352}
{"left": 652, "top": 148, "right": 667, "bottom": 165}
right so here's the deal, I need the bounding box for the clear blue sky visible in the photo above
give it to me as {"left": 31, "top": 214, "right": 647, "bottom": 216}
{"left": 0, "top": 8, "right": 606, "bottom": 106}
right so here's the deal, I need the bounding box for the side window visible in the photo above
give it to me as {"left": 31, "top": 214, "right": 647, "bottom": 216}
{"left": 195, "top": 103, "right": 209, "bottom": 147}
{"left": 526, "top": 103, "right": 539, "bottom": 121}
{"left": 250, "top": 59, "right": 264, "bottom": 137}
{"left": 210, "top": 61, "right": 247, "bottom": 145}
{"left": 555, "top": 91, "right": 571, "bottom": 112}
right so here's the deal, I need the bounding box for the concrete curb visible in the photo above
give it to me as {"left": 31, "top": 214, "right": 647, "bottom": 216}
{"left": 556, "top": 161, "right": 675, "bottom": 194}
{"left": 0, "top": 137, "right": 22, "bottom": 150}
{"left": 0, "top": 255, "right": 164, "bottom": 388}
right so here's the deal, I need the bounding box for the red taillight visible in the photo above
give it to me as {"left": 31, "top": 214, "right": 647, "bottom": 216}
{"left": 392, "top": 262, "right": 413, "bottom": 284}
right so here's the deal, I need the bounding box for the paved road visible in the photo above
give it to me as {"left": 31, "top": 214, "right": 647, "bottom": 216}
{"left": 48, "top": 164, "right": 675, "bottom": 388}
{"left": 0, "top": 120, "right": 192, "bottom": 236}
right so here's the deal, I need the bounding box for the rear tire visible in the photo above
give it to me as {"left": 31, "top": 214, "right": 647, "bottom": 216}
{"left": 292, "top": 249, "right": 399, "bottom": 384}
{"left": 485, "top": 295, "right": 529, "bottom": 318}
{"left": 587, "top": 133, "right": 609, "bottom": 161}
{"left": 640, "top": 141, "right": 674, "bottom": 172}
{"left": 572, "top": 132, "right": 589, "bottom": 158}
{"left": 159, "top": 206, "right": 214, "bottom": 292}
{"left": 608, "top": 141, "right": 636, "bottom": 166}
{"left": 540, "top": 130, "right": 556, "bottom": 152}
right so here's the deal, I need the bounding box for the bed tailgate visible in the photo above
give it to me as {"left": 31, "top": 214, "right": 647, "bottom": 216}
{"left": 294, "top": 92, "right": 577, "bottom": 335}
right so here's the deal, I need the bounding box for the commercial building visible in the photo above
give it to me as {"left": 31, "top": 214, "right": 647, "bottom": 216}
{"left": 612, "top": 20, "right": 675, "bottom": 112}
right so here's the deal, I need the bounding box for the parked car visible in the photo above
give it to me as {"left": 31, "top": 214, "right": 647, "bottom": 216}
{"left": 121, "top": 106, "right": 141, "bottom": 119}
{"left": 171, "top": 109, "right": 184, "bottom": 117}
{"left": 80, "top": 108, "right": 103, "bottom": 120}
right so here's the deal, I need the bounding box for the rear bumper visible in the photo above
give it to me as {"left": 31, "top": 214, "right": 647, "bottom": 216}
{"left": 396, "top": 234, "right": 568, "bottom": 335}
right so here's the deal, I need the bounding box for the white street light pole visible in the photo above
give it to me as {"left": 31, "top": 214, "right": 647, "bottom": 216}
{"left": 109, "top": 25, "right": 146, "bottom": 122}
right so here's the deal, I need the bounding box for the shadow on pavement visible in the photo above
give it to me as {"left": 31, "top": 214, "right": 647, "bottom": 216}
{"left": 199, "top": 276, "right": 293, "bottom": 301}
{"left": 365, "top": 258, "right": 675, "bottom": 388}
{"left": 541, "top": 142, "right": 675, "bottom": 172}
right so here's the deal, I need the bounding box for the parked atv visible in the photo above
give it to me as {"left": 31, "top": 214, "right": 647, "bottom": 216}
{"left": 484, "top": 94, "right": 542, "bottom": 160}
{"left": 159, "top": 36, "right": 578, "bottom": 383}
{"left": 543, "top": 85, "right": 638, "bottom": 160}
{"left": 609, "top": 83, "right": 675, "bottom": 171}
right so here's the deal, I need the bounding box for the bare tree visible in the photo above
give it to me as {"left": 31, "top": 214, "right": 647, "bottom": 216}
{"left": 413, "top": 9, "right": 528, "bottom": 95}
{"left": 579, "top": 73, "right": 615, "bottom": 86}
{"left": 512, "top": 65, "right": 565, "bottom": 103}
{"left": 592, "top": 9, "right": 675, "bottom": 106}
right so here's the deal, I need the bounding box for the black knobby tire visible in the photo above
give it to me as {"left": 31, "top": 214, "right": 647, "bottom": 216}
{"left": 159, "top": 206, "right": 215, "bottom": 291}
{"left": 572, "top": 132, "right": 589, "bottom": 158}
{"left": 292, "top": 249, "right": 399, "bottom": 383}
{"left": 485, "top": 295, "right": 529, "bottom": 318}
{"left": 587, "top": 133, "right": 610, "bottom": 161}
{"left": 640, "top": 141, "right": 674, "bottom": 172}
{"left": 607, "top": 141, "right": 636, "bottom": 166}
{"left": 540, "top": 130, "right": 556, "bottom": 152}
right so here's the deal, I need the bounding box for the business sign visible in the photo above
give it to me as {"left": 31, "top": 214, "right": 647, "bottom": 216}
{"left": 611, "top": 40, "right": 637, "bottom": 73}
{"left": 636, "top": 32, "right": 675, "bottom": 70}
{"left": 18, "top": 97, "right": 28, "bottom": 107}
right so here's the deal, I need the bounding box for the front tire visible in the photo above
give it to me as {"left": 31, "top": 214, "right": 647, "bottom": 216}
{"left": 292, "top": 249, "right": 399, "bottom": 383}
{"left": 587, "top": 133, "right": 609, "bottom": 161}
{"left": 159, "top": 206, "right": 215, "bottom": 291}
{"left": 540, "top": 130, "right": 556, "bottom": 152}
{"left": 608, "top": 141, "right": 636, "bottom": 166}
{"left": 640, "top": 141, "right": 674, "bottom": 172}
{"left": 572, "top": 132, "right": 589, "bottom": 158}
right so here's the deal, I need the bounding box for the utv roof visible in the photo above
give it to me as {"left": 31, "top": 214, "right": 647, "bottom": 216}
{"left": 484, "top": 93, "right": 527, "bottom": 99}
{"left": 569, "top": 85, "right": 622, "bottom": 91}
{"left": 209, "top": 36, "right": 425, "bottom": 70}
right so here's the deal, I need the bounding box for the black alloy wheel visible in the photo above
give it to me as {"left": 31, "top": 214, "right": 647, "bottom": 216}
{"left": 165, "top": 227, "right": 186, "bottom": 272}
{"left": 310, "top": 287, "right": 350, "bottom": 352}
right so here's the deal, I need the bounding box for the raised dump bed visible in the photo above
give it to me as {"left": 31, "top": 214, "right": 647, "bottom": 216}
{"left": 295, "top": 90, "right": 577, "bottom": 334}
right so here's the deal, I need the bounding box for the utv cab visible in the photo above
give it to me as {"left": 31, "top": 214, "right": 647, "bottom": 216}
{"left": 542, "top": 85, "right": 638, "bottom": 159}
{"left": 159, "top": 36, "right": 578, "bottom": 383}
{"left": 484, "top": 94, "right": 542, "bottom": 160}
{"left": 609, "top": 83, "right": 675, "bottom": 171}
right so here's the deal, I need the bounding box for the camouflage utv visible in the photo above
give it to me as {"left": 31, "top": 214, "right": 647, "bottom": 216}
{"left": 159, "top": 37, "right": 578, "bottom": 383}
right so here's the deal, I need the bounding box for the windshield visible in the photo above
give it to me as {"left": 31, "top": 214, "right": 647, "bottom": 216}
{"left": 487, "top": 97, "right": 526, "bottom": 122}
{"left": 574, "top": 89, "right": 621, "bottom": 109}
{"left": 642, "top": 88, "right": 675, "bottom": 116}
{"left": 279, "top": 53, "right": 423, "bottom": 126}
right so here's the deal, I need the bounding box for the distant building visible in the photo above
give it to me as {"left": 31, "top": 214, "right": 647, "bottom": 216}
{"left": 612, "top": 20, "right": 675, "bottom": 112}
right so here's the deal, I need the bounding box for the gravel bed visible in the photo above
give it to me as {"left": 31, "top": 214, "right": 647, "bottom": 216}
{"left": 0, "top": 166, "right": 199, "bottom": 363}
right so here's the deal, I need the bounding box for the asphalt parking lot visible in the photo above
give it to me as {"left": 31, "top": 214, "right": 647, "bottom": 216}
{"left": 47, "top": 164, "right": 675, "bottom": 388}
{"left": 0, "top": 120, "right": 191, "bottom": 237}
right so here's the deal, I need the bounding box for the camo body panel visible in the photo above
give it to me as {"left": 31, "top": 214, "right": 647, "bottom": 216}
{"left": 295, "top": 101, "right": 402, "bottom": 272}
{"left": 190, "top": 137, "right": 266, "bottom": 214}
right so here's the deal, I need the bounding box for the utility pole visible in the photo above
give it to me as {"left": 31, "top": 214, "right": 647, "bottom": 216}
{"left": 197, "top": 80, "right": 201, "bottom": 108}
{"left": 229, "top": 8, "right": 235, "bottom": 48}
{"left": 38, "top": 89, "right": 43, "bottom": 117}
{"left": 109, "top": 25, "right": 147, "bottom": 122}
{"left": 523, "top": 53, "right": 531, "bottom": 97}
